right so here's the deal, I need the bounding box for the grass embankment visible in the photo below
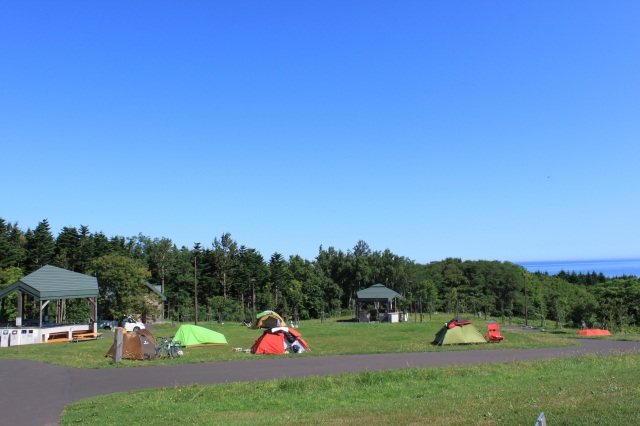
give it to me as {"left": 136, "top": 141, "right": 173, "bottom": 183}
{"left": 0, "top": 314, "right": 576, "bottom": 368}
{"left": 62, "top": 352, "right": 640, "bottom": 425}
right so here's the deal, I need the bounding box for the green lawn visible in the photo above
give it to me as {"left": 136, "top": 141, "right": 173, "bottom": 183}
{"left": 61, "top": 352, "right": 640, "bottom": 425}
{"left": 0, "top": 314, "right": 578, "bottom": 368}
{"left": 3, "top": 313, "right": 637, "bottom": 425}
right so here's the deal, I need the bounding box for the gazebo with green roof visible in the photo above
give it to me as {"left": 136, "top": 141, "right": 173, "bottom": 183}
{"left": 0, "top": 265, "right": 99, "bottom": 328}
{"left": 355, "top": 283, "right": 403, "bottom": 322}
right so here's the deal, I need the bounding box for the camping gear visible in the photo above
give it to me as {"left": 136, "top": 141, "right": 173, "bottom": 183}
{"left": 578, "top": 329, "right": 611, "bottom": 336}
{"left": 252, "top": 310, "right": 287, "bottom": 329}
{"left": 155, "top": 337, "right": 184, "bottom": 358}
{"left": 432, "top": 318, "right": 487, "bottom": 346}
{"left": 105, "top": 329, "right": 157, "bottom": 360}
{"left": 172, "top": 324, "right": 228, "bottom": 347}
{"left": 487, "top": 321, "right": 504, "bottom": 342}
{"left": 251, "top": 326, "right": 309, "bottom": 354}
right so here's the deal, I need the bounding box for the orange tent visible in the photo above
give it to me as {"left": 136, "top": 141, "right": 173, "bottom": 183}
{"left": 578, "top": 329, "right": 611, "bottom": 336}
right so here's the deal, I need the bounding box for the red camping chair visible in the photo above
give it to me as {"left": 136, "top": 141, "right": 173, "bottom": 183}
{"left": 487, "top": 322, "right": 504, "bottom": 342}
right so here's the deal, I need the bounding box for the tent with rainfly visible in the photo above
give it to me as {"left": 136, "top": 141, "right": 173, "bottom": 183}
{"left": 106, "top": 329, "right": 157, "bottom": 360}
{"left": 252, "top": 310, "right": 286, "bottom": 329}
{"left": 251, "top": 326, "right": 309, "bottom": 355}
{"left": 172, "top": 324, "right": 228, "bottom": 347}
{"left": 432, "top": 318, "right": 487, "bottom": 346}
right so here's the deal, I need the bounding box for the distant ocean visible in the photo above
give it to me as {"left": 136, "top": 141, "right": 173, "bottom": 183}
{"left": 517, "top": 259, "right": 640, "bottom": 278}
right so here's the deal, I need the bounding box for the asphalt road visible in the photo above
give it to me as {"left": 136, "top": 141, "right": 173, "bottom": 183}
{"left": 1, "top": 339, "right": 638, "bottom": 426}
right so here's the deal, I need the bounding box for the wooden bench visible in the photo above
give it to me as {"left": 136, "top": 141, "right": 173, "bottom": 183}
{"left": 45, "top": 332, "right": 72, "bottom": 343}
{"left": 72, "top": 333, "right": 103, "bottom": 342}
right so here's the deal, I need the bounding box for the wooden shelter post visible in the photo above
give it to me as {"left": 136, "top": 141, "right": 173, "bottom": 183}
{"left": 17, "top": 290, "right": 23, "bottom": 326}
{"left": 88, "top": 297, "right": 98, "bottom": 323}
{"left": 39, "top": 300, "right": 50, "bottom": 327}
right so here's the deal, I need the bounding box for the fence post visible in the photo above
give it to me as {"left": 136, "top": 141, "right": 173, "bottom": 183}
{"left": 113, "top": 328, "right": 124, "bottom": 364}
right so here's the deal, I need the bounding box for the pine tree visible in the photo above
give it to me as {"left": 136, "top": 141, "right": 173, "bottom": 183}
{"left": 25, "top": 219, "right": 55, "bottom": 272}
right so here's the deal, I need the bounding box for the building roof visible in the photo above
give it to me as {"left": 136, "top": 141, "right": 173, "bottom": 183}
{"left": 0, "top": 265, "right": 99, "bottom": 300}
{"left": 356, "top": 283, "right": 403, "bottom": 302}
{"left": 144, "top": 281, "right": 167, "bottom": 301}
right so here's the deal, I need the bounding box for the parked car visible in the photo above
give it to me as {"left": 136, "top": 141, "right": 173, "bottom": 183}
{"left": 98, "top": 319, "right": 118, "bottom": 330}
{"left": 120, "top": 316, "right": 145, "bottom": 332}
{"left": 99, "top": 316, "right": 145, "bottom": 332}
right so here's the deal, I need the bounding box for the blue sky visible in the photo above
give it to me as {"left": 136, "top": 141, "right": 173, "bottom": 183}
{"left": 1, "top": 2, "right": 639, "bottom": 263}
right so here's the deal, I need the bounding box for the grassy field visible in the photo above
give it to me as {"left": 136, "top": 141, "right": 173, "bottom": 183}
{"left": 61, "top": 351, "right": 640, "bottom": 425}
{"left": 3, "top": 313, "right": 638, "bottom": 424}
{"left": 0, "top": 314, "right": 578, "bottom": 368}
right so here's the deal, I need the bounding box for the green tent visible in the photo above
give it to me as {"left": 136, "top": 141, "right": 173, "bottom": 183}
{"left": 432, "top": 318, "right": 487, "bottom": 345}
{"left": 173, "top": 324, "right": 228, "bottom": 347}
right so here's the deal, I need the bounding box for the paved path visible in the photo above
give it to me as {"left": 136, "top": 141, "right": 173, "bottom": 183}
{"left": 1, "top": 339, "right": 638, "bottom": 426}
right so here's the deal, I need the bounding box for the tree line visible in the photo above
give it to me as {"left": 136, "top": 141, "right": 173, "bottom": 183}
{"left": 1, "top": 218, "right": 639, "bottom": 330}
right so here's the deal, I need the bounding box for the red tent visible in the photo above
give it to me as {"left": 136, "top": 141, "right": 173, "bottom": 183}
{"left": 251, "top": 327, "right": 309, "bottom": 355}
{"left": 578, "top": 329, "right": 611, "bottom": 336}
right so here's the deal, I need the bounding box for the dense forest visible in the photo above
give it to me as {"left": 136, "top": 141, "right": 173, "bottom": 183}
{"left": 1, "top": 218, "right": 639, "bottom": 330}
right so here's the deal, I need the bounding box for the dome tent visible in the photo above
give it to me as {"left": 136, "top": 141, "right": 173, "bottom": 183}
{"left": 105, "top": 329, "right": 157, "bottom": 360}
{"left": 432, "top": 318, "right": 487, "bottom": 346}
{"left": 173, "top": 324, "right": 228, "bottom": 347}
{"left": 252, "top": 310, "right": 286, "bottom": 329}
{"left": 251, "top": 326, "right": 309, "bottom": 355}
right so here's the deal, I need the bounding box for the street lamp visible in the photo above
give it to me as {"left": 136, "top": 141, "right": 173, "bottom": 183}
{"left": 192, "top": 243, "right": 201, "bottom": 325}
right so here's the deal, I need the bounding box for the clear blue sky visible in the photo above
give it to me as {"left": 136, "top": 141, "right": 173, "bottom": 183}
{"left": 2, "top": 2, "right": 639, "bottom": 263}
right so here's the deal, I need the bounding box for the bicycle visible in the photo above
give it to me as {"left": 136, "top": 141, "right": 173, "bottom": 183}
{"left": 155, "top": 336, "right": 183, "bottom": 358}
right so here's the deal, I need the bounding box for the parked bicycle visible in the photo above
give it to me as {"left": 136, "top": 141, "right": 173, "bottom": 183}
{"left": 154, "top": 336, "right": 184, "bottom": 358}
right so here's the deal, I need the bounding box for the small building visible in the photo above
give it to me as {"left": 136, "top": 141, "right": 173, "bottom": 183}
{"left": 355, "top": 283, "right": 404, "bottom": 322}
{"left": 142, "top": 281, "right": 166, "bottom": 323}
{"left": 0, "top": 265, "right": 99, "bottom": 346}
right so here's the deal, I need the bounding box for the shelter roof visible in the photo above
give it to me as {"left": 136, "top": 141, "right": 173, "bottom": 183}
{"left": 356, "top": 283, "right": 403, "bottom": 302}
{"left": 0, "top": 265, "right": 98, "bottom": 300}
{"left": 144, "top": 281, "right": 167, "bottom": 301}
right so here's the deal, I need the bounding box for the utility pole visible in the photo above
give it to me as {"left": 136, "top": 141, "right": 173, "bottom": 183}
{"left": 429, "top": 296, "right": 433, "bottom": 322}
{"left": 251, "top": 278, "right": 256, "bottom": 321}
{"left": 192, "top": 243, "right": 201, "bottom": 325}
{"left": 523, "top": 272, "right": 528, "bottom": 326}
